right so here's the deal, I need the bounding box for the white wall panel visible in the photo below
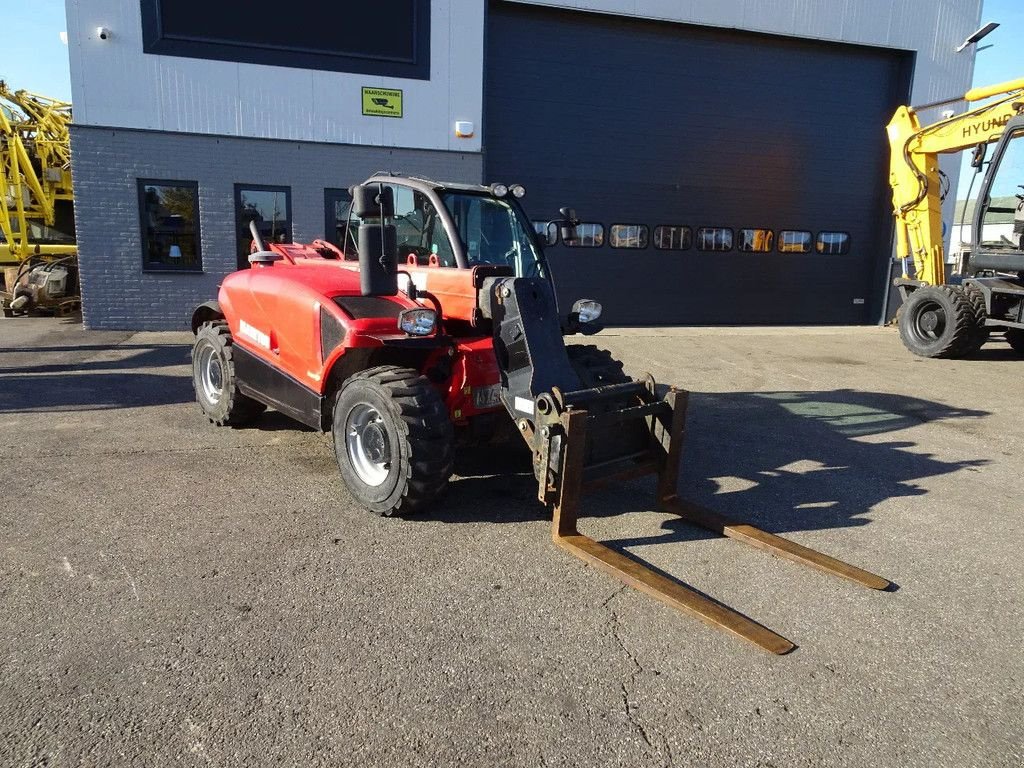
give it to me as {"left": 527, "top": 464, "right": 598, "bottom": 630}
{"left": 65, "top": 0, "right": 484, "bottom": 153}
{"left": 67, "top": 0, "right": 981, "bottom": 156}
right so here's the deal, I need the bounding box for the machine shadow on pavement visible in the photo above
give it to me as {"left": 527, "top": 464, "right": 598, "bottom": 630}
{"left": 432, "top": 388, "right": 989, "bottom": 542}
{"left": 0, "top": 342, "right": 193, "bottom": 413}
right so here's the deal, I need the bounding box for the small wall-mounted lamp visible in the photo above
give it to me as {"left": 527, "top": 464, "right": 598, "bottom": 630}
{"left": 96, "top": 26, "right": 111, "bottom": 41}
{"left": 454, "top": 121, "right": 474, "bottom": 139}
{"left": 955, "top": 22, "right": 998, "bottom": 53}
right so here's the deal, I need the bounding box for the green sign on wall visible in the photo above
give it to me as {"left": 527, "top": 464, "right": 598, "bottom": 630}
{"left": 361, "top": 87, "right": 403, "bottom": 118}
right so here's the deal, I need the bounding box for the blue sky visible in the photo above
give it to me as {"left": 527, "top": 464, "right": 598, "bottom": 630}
{"left": 3, "top": 0, "right": 1020, "bottom": 102}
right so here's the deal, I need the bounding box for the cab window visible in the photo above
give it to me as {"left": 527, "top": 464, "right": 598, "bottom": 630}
{"left": 979, "top": 128, "right": 1024, "bottom": 250}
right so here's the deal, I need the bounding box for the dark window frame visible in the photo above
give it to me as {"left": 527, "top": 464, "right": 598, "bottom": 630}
{"left": 324, "top": 187, "right": 352, "bottom": 251}
{"left": 137, "top": 178, "right": 203, "bottom": 273}
{"left": 235, "top": 183, "right": 293, "bottom": 270}
{"left": 736, "top": 228, "right": 775, "bottom": 253}
{"left": 777, "top": 229, "right": 813, "bottom": 254}
{"left": 608, "top": 223, "right": 650, "bottom": 250}
{"left": 653, "top": 224, "right": 693, "bottom": 251}
{"left": 815, "top": 231, "right": 852, "bottom": 255}
{"left": 140, "top": 0, "right": 431, "bottom": 80}
{"left": 696, "top": 226, "right": 734, "bottom": 253}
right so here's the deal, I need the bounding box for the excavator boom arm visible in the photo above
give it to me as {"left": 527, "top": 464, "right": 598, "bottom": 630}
{"left": 887, "top": 76, "right": 1024, "bottom": 287}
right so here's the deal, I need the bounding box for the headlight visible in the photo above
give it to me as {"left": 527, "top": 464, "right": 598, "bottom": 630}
{"left": 490, "top": 183, "right": 509, "bottom": 198}
{"left": 572, "top": 299, "right": 602, "bottom": 324}
{"left": 398, "top": 308, "right": 437, "bottom": 336}
{"left": 510, "top": 184, "right": 526, "bottom": 198}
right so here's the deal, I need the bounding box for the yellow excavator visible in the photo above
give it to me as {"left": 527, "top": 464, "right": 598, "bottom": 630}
{"left": 888, "top": 75, "right": 1024, "bottom": 358}
{"left": 0, "top": 81, "right": 78, "bottom": 316}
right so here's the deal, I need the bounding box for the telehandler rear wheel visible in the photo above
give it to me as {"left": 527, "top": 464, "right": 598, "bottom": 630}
{"left": 192, "top": 321, "right": 267, "bottom": 426}
{"left": 897, "top": 285, "right": 976, "bottom": 359}
{"left": 332, "top": 366, "right": 454, "bottom": 516}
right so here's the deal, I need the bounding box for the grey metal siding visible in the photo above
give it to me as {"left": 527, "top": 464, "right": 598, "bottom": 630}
{"left": 485, "top": 2, "right": 912, "bottom": 325}
{"left": 70, "top": 127, "right": 482, "bottom": 330}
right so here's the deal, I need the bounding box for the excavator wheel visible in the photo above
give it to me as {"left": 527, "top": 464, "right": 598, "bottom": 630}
{"left": 192, "top": 321, "right": 267, "bottom": 426}
{"left": 1005, "top": 329, "right": 1024, "bottom": 354}
{"left": 897, "top": 285, "right": 977, "bottom": 359}
{"left": 332, "top": 365, "right": 454, "bottom": 516}
{"left": 959, "top": 284, "right": 990, "bottom": 356}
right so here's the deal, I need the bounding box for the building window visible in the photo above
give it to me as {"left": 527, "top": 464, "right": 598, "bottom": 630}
{"left": 138, "top": 179, "right": 202, "bottom": 271}
{"left": 609, "top": 224, "right": 649, "bottom": 249}
{"left": 324, "top": 188, "right": 351, "bottom": 250}
{"left": 816, "top": 231, "right": 851, "bottom": 255}
{"left": 778, "top": 230, "right": 812, "bottom": 253}
{"left": 140, "top": 0, "right": 430, "bottom": 80}
{"left": 563, "top": 223, "right": 605, "bottom": 248}
{"left": 696, "top": 227, "right": 733, "bottom": 252}
{"left": 653, "top": 225, "right": 692, "bottom": 251}
{"left": 235, "top": 185, "right": 291, "bottom": 270}
{"left": 737, "top": 228, "right": 774, "bottom": 253}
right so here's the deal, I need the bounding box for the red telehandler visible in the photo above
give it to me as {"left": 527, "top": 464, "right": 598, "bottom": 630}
{"left": 191, "top": 174, "right": 889, "bottom": 653}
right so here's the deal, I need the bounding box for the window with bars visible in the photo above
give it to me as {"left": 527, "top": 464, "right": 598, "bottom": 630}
{"left": 737, "top": 228, "right": 774, "bottom": 253}
{"left": 609, "top": 224, "right": 649, "bottom": 249}
{"left": 563, "top": 223, "right": 605, "bottom": 248}
{"left": 816, "top": 231, "right": 851, "bottom": 255}
{"left": 778, "top": 230, "right": 812, "bottom": 253}
{"left": 696, "top": 227, "right": 733, "bottom": 252}
{"left": 653, "top": 225, "right": 692, "bottom": 251}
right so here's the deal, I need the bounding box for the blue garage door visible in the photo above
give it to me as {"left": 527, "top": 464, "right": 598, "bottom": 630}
{"left": 484, "top": 2, "right": 913, "bottom": 324}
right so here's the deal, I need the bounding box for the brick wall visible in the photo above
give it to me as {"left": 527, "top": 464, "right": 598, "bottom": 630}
{"left": 70, "top": 126, "right": 482, "bottom": 330}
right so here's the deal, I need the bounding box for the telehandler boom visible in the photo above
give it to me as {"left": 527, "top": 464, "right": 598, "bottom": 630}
{"left": 887, "top": 76, "right": 1024, "bottom": 357}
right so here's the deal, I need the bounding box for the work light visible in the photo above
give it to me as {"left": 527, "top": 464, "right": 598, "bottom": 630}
{"left": 398, "top": 308, "right": 437, "bottom": 336}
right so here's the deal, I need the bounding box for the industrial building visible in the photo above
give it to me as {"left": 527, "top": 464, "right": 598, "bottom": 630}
{"left": 65, "top": 0, "right": 983, "bottom": 329}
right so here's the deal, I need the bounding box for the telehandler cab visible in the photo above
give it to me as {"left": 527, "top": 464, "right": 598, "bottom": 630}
{"left": 191, "top": 174, "right": 889, "bottom": 653}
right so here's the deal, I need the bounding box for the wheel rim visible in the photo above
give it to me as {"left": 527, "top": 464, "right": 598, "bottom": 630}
{"left": 196, "top": 341, "right": 224, "bottom": 404}
{"left": 910, "top": 299, "right": 947, "bottom": 343}
{"left": 345, "top": 403, "right": 391, "bottom": 487}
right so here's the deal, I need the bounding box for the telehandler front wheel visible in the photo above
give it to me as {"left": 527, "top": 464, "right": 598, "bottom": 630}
{"left": 192, "top": 322, "right": 266, "bottom": 426}
{"left": 1005, "top": 328, "right": 1024, "bottom": 354}
{"left": 897, "top": 285, "right": 976, "bottom": 359}
{"left": 332, "top": 366, "right": 454, "bottom": 516}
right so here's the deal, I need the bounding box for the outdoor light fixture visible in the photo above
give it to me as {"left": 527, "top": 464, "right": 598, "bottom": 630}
{"left": 955, "top": 22, "right": 999, "bottom": 53}
{"left": 96, "top": 26, "right": 111, "bottom": 41}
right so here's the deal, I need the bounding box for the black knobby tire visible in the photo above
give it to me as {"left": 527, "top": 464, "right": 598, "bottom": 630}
{"left": 566, "top": 345, "right": 630, "bottom": 387}
{"left": 959, "top": 284, "right": 990, "bottom": 355}
{"left": 1006, "top": 328, "right": 1024, "bottom": 354}
{"left": 897, "top": 285, "right": 976, "bottom": 359}
{"left": 565, "top": 344, "right": 645, "bottom": 469}
{"left": 332, "top": 365, "right": 454, "bottom": 516}
{"left": 191, "top": 321, "right": 267, "bottom": 426}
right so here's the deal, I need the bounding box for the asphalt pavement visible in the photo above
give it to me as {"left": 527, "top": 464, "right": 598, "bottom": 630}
{"left": 1, "top": 317, "right": 1021, "bottom": 767}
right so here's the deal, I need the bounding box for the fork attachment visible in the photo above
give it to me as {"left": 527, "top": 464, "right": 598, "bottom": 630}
{"left": 488, "top": 277, "right": 890, "bottom": 653}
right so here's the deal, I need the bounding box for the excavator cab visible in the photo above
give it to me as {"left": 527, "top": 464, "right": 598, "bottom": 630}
{"left": 968, "top": 119, "right": 1024, "bottom": 269}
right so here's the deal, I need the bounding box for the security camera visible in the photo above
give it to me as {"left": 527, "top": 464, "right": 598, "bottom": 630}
{"left": 97, "top": 26, "right": 110, "bottom": 40}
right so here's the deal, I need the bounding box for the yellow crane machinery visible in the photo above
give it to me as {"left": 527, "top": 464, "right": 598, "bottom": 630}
{"left": 887, "top": 76, "right": 1024, "bottom": 357}
{"left": 0, "top": 81, "right": 78, "bottom": 316}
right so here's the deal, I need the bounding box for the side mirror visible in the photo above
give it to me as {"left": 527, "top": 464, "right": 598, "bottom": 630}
{"left": 353, "top": 183, "right": 398, "bottom": 296}
{"left": 971, "top": 143, "right": 987, "bottom": 169}
{"left": 353, "top": 183, "right": 395, "bottom": 218}
{"left": 558, "top": 207, "right": 579, "bottom": 243}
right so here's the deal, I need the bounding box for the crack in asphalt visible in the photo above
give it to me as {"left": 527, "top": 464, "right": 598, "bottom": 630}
{"left": 603, "top": 586, "right": 667, "bottom": 761}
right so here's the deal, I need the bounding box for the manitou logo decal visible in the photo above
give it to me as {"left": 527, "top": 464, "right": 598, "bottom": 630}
{"left": 238, "top": 319, "right": 271, "bottom": 350}
{"left": 962, "top": 104, "right": 1024, "bottom": 139}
